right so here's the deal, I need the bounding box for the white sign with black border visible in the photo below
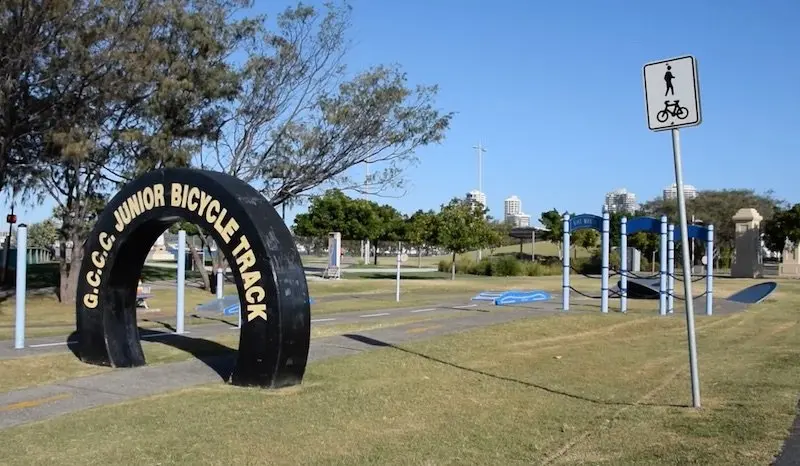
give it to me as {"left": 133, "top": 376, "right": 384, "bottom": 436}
{"left": 643, "top": 55, "right": 701, "bottom": 131}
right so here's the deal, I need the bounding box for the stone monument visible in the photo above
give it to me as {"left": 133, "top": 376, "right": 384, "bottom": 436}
{"left": 731, "top": 208, "right": 763, "bottom": 278}
{"left": 780, "top": 242, "right": 800, "bottom": 278}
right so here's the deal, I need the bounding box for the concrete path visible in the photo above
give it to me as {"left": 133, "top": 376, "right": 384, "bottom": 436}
{"left": 0, "top": 299, "right": 482, "bottom": 360}
{"left": 0, "top": 303, "right": 561, "bottom": 430}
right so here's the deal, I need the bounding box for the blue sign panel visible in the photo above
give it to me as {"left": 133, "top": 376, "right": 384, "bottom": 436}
{"left": 627, "top": 217, "right": 661, "bottom": 235}
{"left": 673, "top": 224, "right": 709, "bottom": 242}
{"left": 569, "top": 214, "right": 602, "bottom": 232}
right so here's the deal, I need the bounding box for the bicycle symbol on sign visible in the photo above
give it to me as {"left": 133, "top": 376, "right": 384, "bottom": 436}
{"left": 656, "top": 100, "right": 689, "bottom": 123}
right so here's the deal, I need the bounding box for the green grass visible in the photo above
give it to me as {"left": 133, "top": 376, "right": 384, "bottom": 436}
{"left": 0, "top": 273, "right": 766, "bottom": 340}
{"left": 1, "top": 279, "right": 797, "bottom": 464}
{"left": 0, "top": 312, "right": 461, "bottom": 393}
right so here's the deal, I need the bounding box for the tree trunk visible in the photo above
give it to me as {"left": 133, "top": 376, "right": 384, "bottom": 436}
{"left": 59, "top": 238, "right": 83, "bottom": 303}
{"left": 417, "top": 247, "right": 422, "bottom": 268}
{"left": 451, "top": 251, "right": 456, "bottom": 280}
{"left": 373, "top": 241, "right": 379, "bottom": 265}
{"left": 187, "top": 238, "right": 210, "bottom": 291}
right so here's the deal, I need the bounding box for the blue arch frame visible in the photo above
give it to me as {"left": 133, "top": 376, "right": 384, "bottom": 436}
{"left": 569, "top": 214, "right": 602, "bottom": 232}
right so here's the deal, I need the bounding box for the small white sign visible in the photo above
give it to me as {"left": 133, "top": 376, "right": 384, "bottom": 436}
{"left": 399, "top": 253, "right": 409, "bottom": 263}
{"left": 643, "top": 55, "right": 701, "bottom": 131}
{"left": 701, "top": 255, "right": 708, "bottom": 266}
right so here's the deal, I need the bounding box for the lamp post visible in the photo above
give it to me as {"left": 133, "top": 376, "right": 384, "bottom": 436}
{"left": 473, "top": 142, "right": 486, "bottom": 261}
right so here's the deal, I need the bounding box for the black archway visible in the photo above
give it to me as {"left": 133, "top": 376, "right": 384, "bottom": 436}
{"left": 75, "top": 168, "right": 310, "bottom": 388}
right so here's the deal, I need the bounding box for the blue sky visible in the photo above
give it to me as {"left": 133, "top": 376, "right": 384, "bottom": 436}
{"left": 5, "top": 0, "right": 799, "bottom": 228}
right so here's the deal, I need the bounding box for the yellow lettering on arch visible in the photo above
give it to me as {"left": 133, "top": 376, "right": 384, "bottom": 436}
{"left": 245, "top": 286, "right": 265, "bottom": 304}
{"left": 187, "top": 187, "right": 200, "bottom": 213}
{"left": 171, "top": 183, "right": 182, "bottom": 207}
{"left": 153, "top": 183, "right": 165, "bottom": 207}
{"left": 241, "top": 271, "right": 261, "bottom": 290}
{"left": 236, "top": 249, "right": 256, "bottom": 273}
{"left": 246, "top": 304, "right": 267, "bottom": 321}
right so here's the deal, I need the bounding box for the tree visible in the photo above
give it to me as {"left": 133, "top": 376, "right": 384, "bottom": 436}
{"left": 197, "top": 2, "right": 452, "bottom": 206}
{"left": 539, "top": 208, "right": 566, "bottom": 258}
{"left": 436, "top": 198, "right": 492, "bottom": 279}
{"left": 571, "top": 229, "right": 599, "bottom": 256}
{"left": 4, "top": 0, "right": 251, "bottom": 302}
{"left": 368, "top": 204, "right": 405, "bottom": 264}
{"left": 293, "top": 189, "right": 357, "bottom": 239}
{"left": 168, "top": 221, "right": 212, "bottom": 292}
{"left": 763, "top": 204, "right": 800, "bottom": 254}
{"left": 404, "top": 209, "right": 439, "bottom": 267}
{"left": 487, "top": 220, "right": 515, "bottom": 249}
{"left": 27, "top": 219, "right": 59, "bottom": 250}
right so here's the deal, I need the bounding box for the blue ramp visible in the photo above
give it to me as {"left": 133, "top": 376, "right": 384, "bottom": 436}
{"left": 726, "top": 282, "right": 777, "bottom": 304}
{"left": 494, "top": 290, "right": 551, "bottom": 306}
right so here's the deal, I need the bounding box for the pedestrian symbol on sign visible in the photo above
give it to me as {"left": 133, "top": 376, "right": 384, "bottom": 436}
{"left": 664, "top": 65, "right": 675, "bottom": 96}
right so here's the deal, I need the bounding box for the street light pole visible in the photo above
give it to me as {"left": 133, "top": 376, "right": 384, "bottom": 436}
{"left": 473, "top": 142, "right": 486, "bottom": 261}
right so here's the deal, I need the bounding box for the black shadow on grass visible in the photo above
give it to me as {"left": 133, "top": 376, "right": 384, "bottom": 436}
{"left": 67, "top": 329, "right": 236, "bottom": 381}
{"left": 139, "top": 318, "right": 177, "bottom": 332}
{"left": 342, "top": 334, "right": 689, "bottom": 409}
{"left": 189, "top": 313, "right": 238, "bottom": 327}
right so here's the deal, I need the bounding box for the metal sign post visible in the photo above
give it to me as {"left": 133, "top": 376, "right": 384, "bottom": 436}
{"left": 643, "top": 54, "right": 702, "bottom": 408}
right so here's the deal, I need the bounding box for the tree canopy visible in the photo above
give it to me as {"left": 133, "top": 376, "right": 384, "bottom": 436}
{"left": 762, "top": 204, "right": 800, "bottom": 253}
{"left": 639, "top": 189, "right": 783, "bottom": 251}
{"left": 2, "top": 1, "right": 452, "bottom": 302}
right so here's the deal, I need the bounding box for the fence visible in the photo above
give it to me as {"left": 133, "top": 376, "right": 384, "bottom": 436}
{"left": 0, "top": 248, "right": 55, "bottom": 268}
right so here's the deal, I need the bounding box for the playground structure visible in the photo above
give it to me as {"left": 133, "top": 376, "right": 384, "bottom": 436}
{"left": 562, "top": 207, "right": 717, "bottom": 316}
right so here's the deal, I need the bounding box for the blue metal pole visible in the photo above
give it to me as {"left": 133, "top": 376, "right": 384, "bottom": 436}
{"left": 601, "top": 207, "right": 609, "bottom": 314}
{"left": 14, "top": 225, "right": 27, "bottom": 349}
{"left": 562, "top": 214, "right": 570, "bottom": 312}
{"left": 668, "top": 224, "right": 675, "bottom": 314}
{"left": 620, "top": 217, "right": 628, "bottom": 314}
{"left": 176, "top": 230, "right": 186, "bottom": 334}
{"left": 659, "top": 215, "right": 667, "bottom": 316}
{"left": 706, "top": 225, "right": 714, "bottom": 316}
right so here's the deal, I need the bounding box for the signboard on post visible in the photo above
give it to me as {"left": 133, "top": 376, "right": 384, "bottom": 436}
{"left": 643, "top": 55, "right": 701, "bottom": 131}
{"left": 643, "top": 54, "right": 703, "bottom": 409}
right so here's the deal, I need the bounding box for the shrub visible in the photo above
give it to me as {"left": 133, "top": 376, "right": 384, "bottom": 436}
{"left": 438, "top": 256, "right": 476, "bottom": 274}
{"left": 493, "top": 255, "right": 523, "bottom": 276}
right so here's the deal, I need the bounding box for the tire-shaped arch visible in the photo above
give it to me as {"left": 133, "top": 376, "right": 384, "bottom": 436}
{"left": 76, "top": 168, "right": 310, "bottom": 388}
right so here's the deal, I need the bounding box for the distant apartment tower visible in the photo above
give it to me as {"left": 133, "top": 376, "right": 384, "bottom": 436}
{"left": 511, "top": 213, "right": 531, "bottom": 227}
{"left": 605, "top": 188, "right": 637, "bottom": 214}
{"left": 663, "top": 183, "right": 698, "bottom": 200}
{"left": 504, "top": 195, "right": 521, "bottom": 218}
{"left": 466, "top": 190, "right": 487, "bottom": 208}
{"left": 504, "top": 195, "right": 529, "bottom": 226}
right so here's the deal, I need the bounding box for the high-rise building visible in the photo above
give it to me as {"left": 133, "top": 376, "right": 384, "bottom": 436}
{"left": 466, "top": 190, "right": 487, "bottom": 209}
{"left": 511, "top": 213, "right": 531, "bottom": 227}
{"left": 504, "top": 195, "right": 530, "bottom": 226}
{"left": 605, "top": 188, "right": 638, "bottom": 214}
{"left": 504, "top": 195, "right": 521, "bottom": 219}
{"left": 663, "top": 183, "right": 698, "bottom": 200}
